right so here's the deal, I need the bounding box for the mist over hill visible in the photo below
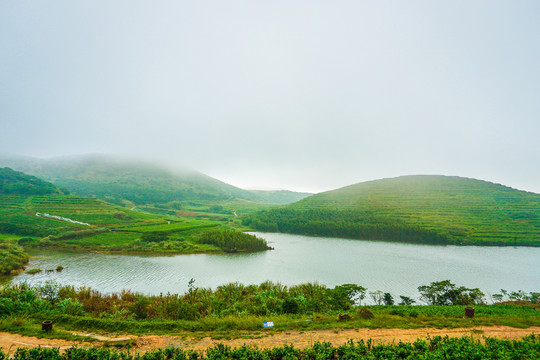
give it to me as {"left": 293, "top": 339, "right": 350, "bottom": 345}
{"left": 244, "top": 175, "right": 540, "bottom": 246}
{"left": 0, "top": 154, "right": 311, "bottom": 206}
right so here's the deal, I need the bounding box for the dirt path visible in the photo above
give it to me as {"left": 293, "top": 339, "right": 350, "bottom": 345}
{"left": 1, "top": 326, "right": 538, "bottom": 355}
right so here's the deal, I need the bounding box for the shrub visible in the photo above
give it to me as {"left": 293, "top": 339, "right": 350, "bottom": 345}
{"left": 282, "top": 299, "right": 300, "bottom": 314}
{"left": 356, "top": 307, "right": 374, "bottom": 319}
{"left": 131, "top": 298, "right": 150, "bottom": 319}
{"left": 142, "top": 231, "right": 168, "bottom": 243}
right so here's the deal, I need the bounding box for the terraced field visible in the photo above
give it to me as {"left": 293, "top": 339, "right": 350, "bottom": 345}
{"left": 0, "top": 194, "right": 232, "bottom": 253}
{"left": 111, "top": 220, "right": 218, "bottom": 233}
{"left": 0, "top": 167, "right": 269, "bottom": 254}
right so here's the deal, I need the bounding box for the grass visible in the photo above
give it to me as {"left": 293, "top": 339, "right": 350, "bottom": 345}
{"left": 245, "top": 175, "right": 540, "bottom": 246}
{"left": 0, "top": 194, "right": 270, "bottom": 255}
{"left": 1, "top": 281, "right": 538, "bottom": 341}
{"left": 0, "top": 316, "right": 94, "bottom": 342}
{"left": 4, "top": 306, "right": 537, "bottom": 339}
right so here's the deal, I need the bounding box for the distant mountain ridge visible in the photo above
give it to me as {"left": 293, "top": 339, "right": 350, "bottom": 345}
{"left": 0, "top": 154, "right": 311, "bottom": 205}
{"left": 244, "top": 175, "right": 540, "bottom": 246}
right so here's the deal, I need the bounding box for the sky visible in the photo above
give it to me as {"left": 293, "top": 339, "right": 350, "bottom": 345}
{"left": 1, "top": 1, "right": 539, "bottom": 193}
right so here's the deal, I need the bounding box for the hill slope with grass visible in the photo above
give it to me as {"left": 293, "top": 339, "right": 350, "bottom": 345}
{"left": 0, "top": 167, "right": 66, "bottom": 196}
{"left": 244, "top": 175, "right": 540, "bottom": 246}
{"left": 0, "top": 154, "right": 310, "bottom": 206}
{"left": 0, "top": 168, "right": 270, "bottom": 255}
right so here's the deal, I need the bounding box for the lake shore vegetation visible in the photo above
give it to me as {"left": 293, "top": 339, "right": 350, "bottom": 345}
{"left": 0, "top": 280, "right": 538, "bottom": 338}
{"left": 0, "top": 240, "right": 29, "bottom": 275}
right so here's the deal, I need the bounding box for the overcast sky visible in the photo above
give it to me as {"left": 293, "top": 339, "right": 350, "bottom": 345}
{"left": 1, "top": 1, "right": 539, "bottom": 193}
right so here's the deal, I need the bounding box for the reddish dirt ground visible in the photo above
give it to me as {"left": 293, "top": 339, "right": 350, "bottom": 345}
{"left": 1, "top": 326, "right": 539, "bottom": 356}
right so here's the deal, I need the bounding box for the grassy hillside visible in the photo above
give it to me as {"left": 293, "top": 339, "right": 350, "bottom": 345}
{"left": 0, "top": 167, "right": 66, "bottom": 196}
{"left": 244, "top": 175, "right": 540, "bottom": 246}
{"left": 0, "top": 168, "right": 270, "bottom": 255}
{"left": 0, "top": 154, "right": 310, "bottom": 206}
{"left": 0, "top": 194, "right": 269, "bottom": 254}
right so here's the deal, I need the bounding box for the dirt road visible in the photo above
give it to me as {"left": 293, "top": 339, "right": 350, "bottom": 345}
{"left": 1, "top": 326, "right": 538, "bottom": 356}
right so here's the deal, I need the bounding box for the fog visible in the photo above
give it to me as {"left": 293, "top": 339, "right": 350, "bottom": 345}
{"left": 1, "top": 1, "right": 539, "bottom": 193}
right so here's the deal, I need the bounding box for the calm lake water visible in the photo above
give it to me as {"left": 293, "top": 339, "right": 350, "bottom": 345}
{"left": 8, "top": 232, "right": 540, "bottom": 302}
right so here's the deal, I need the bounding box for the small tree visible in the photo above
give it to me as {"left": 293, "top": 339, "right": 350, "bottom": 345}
{"left": 399, "top": 295, "right": 415, "bottom": 305}
{"left": 369, "top": 290, "right": 384, "bottom": 305}
{"left": 333, "top": 284, "right": 366, "bottom": 308}
{"left": 383, "top": 292, "right": 394, "bottom": 305}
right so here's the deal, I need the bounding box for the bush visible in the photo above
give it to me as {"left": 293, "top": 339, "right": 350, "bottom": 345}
{"left": 142, "top": 231, "right": 168, "bottom": 243}
{"left": 356, "top": 307, "right": 374, "bottom": 319}
{"left": 131, "top": 298, "right": 150, "bottom": 319}
{"left": 0, "top": 241, "right": 29, "bottom": 275}
{"left": 282, "top": 299, "right": 299, "bottom": 314}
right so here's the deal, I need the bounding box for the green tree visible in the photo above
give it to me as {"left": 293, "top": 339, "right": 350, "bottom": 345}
{"left": 418, "top": 280, "right": 484, "bottom": 305}
{"left": 383, "top": 292, "right": 394, "bottom": 305}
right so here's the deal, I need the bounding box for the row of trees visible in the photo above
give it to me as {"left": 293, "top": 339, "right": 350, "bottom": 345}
{"left": 198, "top": 229, "right": 272, "bottom": 252}
{"left": 243, "top": 209, "right": 449, "bottom": 245}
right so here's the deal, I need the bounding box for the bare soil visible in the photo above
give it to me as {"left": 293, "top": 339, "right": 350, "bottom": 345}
{"left": 1, "top": 326, "right": 538, "bottom": 356}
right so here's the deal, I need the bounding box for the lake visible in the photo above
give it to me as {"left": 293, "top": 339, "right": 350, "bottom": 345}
{"left": 8, "top": 232, "right": 540, "bottom": 302}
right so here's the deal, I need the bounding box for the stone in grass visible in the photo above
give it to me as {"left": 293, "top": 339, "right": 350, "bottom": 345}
{"left": 90, "top": 335, "right": 133, "bottom": 346}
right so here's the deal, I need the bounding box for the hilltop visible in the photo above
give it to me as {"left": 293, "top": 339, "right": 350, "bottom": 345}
{"left": 244, "top": 175, "right": 540, "bottom": 246}
{"left": 0, "top": 154, "right": 310, "bottom": 206}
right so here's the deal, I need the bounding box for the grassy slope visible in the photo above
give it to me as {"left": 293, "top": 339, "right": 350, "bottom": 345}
{"left": 245, "top": 175, "right": 540, "bottom": 246}
{"left": 0, "top": 154, "right": 311, "bottom": 205}
{"left": 0, "top": 169, "right": 264, "bottom": 255}
{"left": 0, "top": 194, "right": 227, "bottom": 252}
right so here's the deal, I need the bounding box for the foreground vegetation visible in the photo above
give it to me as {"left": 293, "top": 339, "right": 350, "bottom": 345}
{"left": 4, "top": 335, "right": 540, "bottom": 359}
{"left": 0, "top": 280, "right": 538, "bottom": 338}
{"left": 244, "top": 175, "right": 540, "bottom": 246}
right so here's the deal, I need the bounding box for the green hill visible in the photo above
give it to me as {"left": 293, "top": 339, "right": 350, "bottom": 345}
{"left": 0, "top": 154, "right": 310, "bottom": 206}
{"left": 0, "top": 168, "right": 269, "bottom": 255}
{"left": 0, "top": 167, "right": 66, "bottom": 196}
{"left": 244, "top": 175, "right": 540, "bottom": 246}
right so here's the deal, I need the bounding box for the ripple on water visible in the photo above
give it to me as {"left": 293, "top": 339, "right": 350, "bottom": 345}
{"left": 10, "top": 233, "right": 540, "bottom": 300}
